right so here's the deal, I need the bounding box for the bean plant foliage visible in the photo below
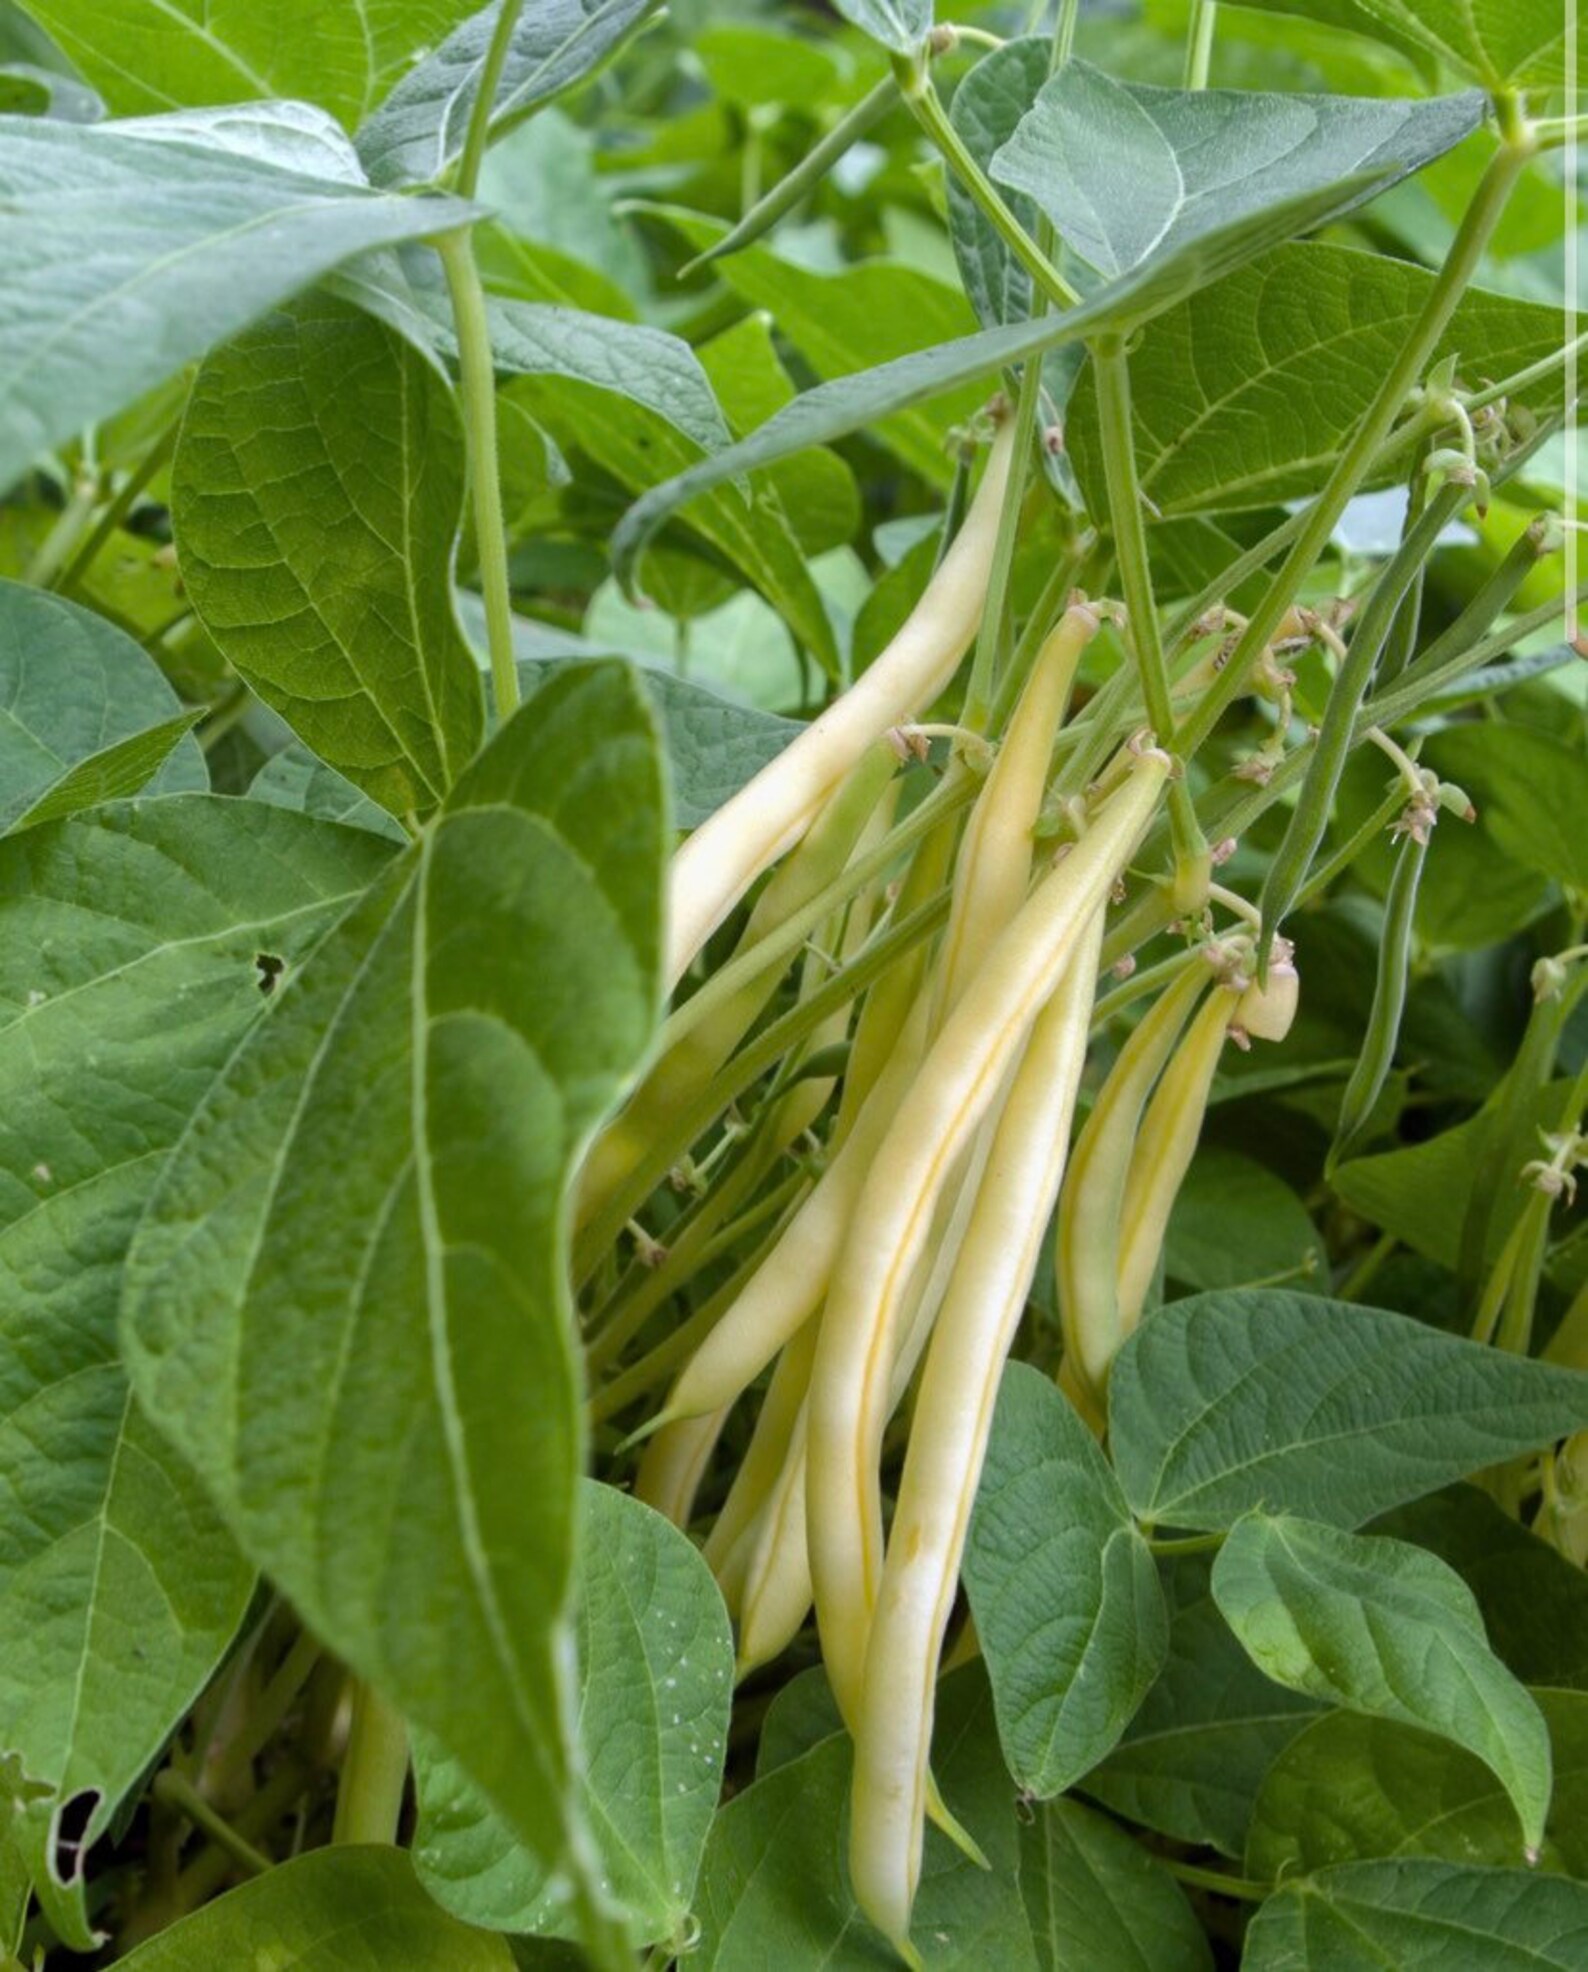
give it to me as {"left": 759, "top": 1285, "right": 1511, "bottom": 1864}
{"left": 0, "top": 0, "right": 1583, "bottom": 1965}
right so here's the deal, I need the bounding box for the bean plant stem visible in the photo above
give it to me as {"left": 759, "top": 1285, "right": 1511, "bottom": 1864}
{"left": 151, "top": 1772, "right": 273, "bottom": 1879}
{"left": 332, "top": 1681, "right": 409, "bottom": 1847}
{"left": 437, "top": 229, "right": 520, "bottom": 723}
{"left": 1175, "top": 120, "right": 1536, "bottom": 761}
{"left": 1183, "top": 0, "right": 1217, "bottom": 86}
{"left": 453, "top": 0, "right": 526, "bottom": 199}
{"left": 56, "top": 421, "right": 178, "bottom": 595}
{"left": 1160, "top": 1856, "right": 1272, "bottom": 1902}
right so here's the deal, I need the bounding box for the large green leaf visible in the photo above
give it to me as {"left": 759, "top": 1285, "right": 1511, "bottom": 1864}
{"left": 412, "top": 1480, "right": 733, "bottom": 1947}
{"left": 15, "top": 0, "right": 477, "bottom": 128}
{"left": 122, "top": 664, "right": 665, "bottom": 1902}
{"left": 1242, "top": 1859, "right": 1588, "bottom": 1970}
{"left": 990, "top": 66, "right": 1481, "bottom": 316}
{"left": 1246, "top": 1691, "right": 1588, "bottom": 1879}
{"left": 1082, "top": 1555, "right": 1323, "bottom": 1858}
{"left": 0, "top": 582, "right": 205, "bottom": 832}
{"left": 1211, "top": 1514, "right": 1552, "bottom": 1850}
{"left": 693, "top": 1667, "right": 1035, "bottom": 1970}
{"left": 0, "top": 113, "right": 472, "bottom": 493}
{"left": 174, "top": 290, "right": 485, "bottom": 821}
{"left": 1065, "top": 245, "right": 1567, "bottom": 517}
{"left": 1019, "top": 1798, "right": 1212, "bottom": 1972}
{"left": 964, "top": 1364, "right": 1167, "bottom": 1797}
{"left": 358, "top": 0, "right": 657, "bottom": 187}
{"left": 1234, "top": 0, "right": 1582, "bottom": 89}
{"left": 1108, "top": 1291, "right": 1588, "bottom": 1533}
{"left": 1419, "top": 725, "right": 1588, "bottom": 894}
{"left": 946, "top": 38, "right": 1051, "bottom": 331}
{"left": 115, "top": 1845, "right": 513, "bottom": 1969}
{"left": 0, "top": 796, "right": 393, "bottom": 1944}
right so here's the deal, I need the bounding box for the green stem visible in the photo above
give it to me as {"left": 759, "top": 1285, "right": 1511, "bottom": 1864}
{"left": 24, "top": 476, "right": 100, "bottom": 588}
{"left": 1466, "top": 330, "right": 1588, "bottom": 410}
{"left": 206, "top": 1627, "right": 323, "bottom": 1797}
{"left": 169, "top": 1762, "right": 312, "bottom": 1916}
{"left": 1337, "top": 1230, "right": 1397, "bottom": 1303}
{"left": 1174, "top": 125, "right": 1535, "bottom": 761}
{"left": 899, "top": 66, "right": 1079, "bottom": 310}
{"left": 437, "top": 229, "right": 519, "bottom": 724}
{"left": 1146, "top": 1530, "right": 1224, "bottom": 1557}
{"left": 1159, "top": 1856, "right": 1271, "bottom": 1902}
{"left": 151, "top": 1772, "right": 273, "bottom": 1879}
{"left": 332, "top": 1681, "right": 409, "bottom": 1846}
{"left": 56, "top": 421, "right": 178, "bottom": 595}
{"left": 1182, "top": 0, "right": 1217, "bottom": 87}
{"left": 1050, "top": 0, "right": 1082, "bottom": 68}
{"left": 453, "top": 0, "right": 527, "bottom": 198}
{"left": 1092, "top": 336, "right": 1207, "bottom": 888}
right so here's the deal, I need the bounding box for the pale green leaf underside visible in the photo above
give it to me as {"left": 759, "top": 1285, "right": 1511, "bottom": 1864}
{"left": 16, "top": 0, "right": 479, "bottom": 129}
{"left": 965, "top": 1365, "right": 1167, "bottom": 1798}
{"left": 122, "top": 663, "right": 666, "bottom": 1888}
{"left": 1246, "top": 1692, "right": 1588, "bottom": 1880}
{"left": 0, "top": 582, "right": 206, "bottom": 833}
{"left": 358, "top": 0, "right": 657, "bottom": 188}
{"left": 990, "top": 64, "right": 1483, "bottom": 289}
{"left": 174, "top": 290, "right": 486, "bottom": 820}
{"left": 1212, "top": 1514, "right": 1552, "bottom": 1850}
{"left": 1108, "top": 1291, "right": 1588, "bottom": 1533}
{"left": 0, "top": 796, "right": 393, "bottom": 1934}
{"left": 0, "top": 113, "right": 473, "bottom": 495}
{"left": 1242, "top": 1859, "right": 1588, "bottom": 1971}
{"left": 413, "top": 1481, "right": 733, "bottom": 1944}
{"left": 116, "top": 1845, "right": 513, "bottom": 1969}
{"left": 831, "top": 0, "right": 933, "bottom": 56}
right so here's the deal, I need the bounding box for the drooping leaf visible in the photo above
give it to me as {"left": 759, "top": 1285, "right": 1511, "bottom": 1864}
{"left": 1374, "top": 1488, "right": 1588, "bottom": 1693}
{"left": 173, "top": 290, "right": 485, "bottom": 821}
{"left": 247, "top": 743, "right": 408, "bottom": 842}
{"left": 1019, "top": 1797, "right": 1213, "bottom": 1972}
{"left": 114, "top": 1845, "right": 514, "bottom": 1969}
{"left": 830, "top": 0, "right": 933, "bottom": 58}
{"left": 1108, "top": 1290, "right": 1588, "bottom": 1533}
{"left": 0, "top": 113, "right": 472, "bottom": 493}
{"left": 122, "top": 664, "right": 665, "bottom": 1899}
{"left": 15, "top": 0, "right": 479, "bottom": 129}
{"left": 1082, "top": 1555, "right": 1323, "bottom": 1858}
{"left": 990, "top": 66, "right": 1482, "bottom": 319}
{"left": 412, "top": 1480, "right": 733, "bottom": 1946}
{"left": 1246, "top": 1691, "right": 1588, "bottom": 1880}
{"left": 964, "top": 1364, "right": 1167, "bottom": 1797}
{"left": 1211, "top": 1513, "right": 1553, "bottom": 1849}
{"left": 1242, "top": 1859, "right": 1588, "bottom": 1971}
{"left": 0, "top": 797, "right": 394, "bottom": 1943}
{"left": 358, "top": 0, "right": 658, "bottom": 187}
{"left": 0, "top": 582, "right": 206, "bottom": 831}
{"left": 1065, "top": 244, "right": 1568, "bottom": 517}
{"left": 693, "top": 1667, "right": 1035, "bottom": 1970}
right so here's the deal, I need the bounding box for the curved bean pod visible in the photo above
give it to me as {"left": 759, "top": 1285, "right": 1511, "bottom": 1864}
{"left": 1331, "top": 826, "right": 1428, "bottom": 1165}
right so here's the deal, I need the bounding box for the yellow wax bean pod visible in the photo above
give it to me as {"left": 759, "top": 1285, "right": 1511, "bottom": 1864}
{"left": 1115, "top": 980, "right": 1244, "bottom": 1335}
{"left": 1055, "top": 958, "right": 1211, "bottom": 1410}
{"left": 702, "top": 1316, "right": 819, "bottom": 1583}
{"left": 665, "top": 424, "right": 1015, "bottom": 986}
{"left": 932, "top": 601, "right": 1099, "bottom": 1027}
{"left": 632, "top": 1404, "right": 730, "bottom": 1530}
{"left": 851, "top": 906, "right": 1104, "bottom": 1963}
{"left": 807, "top": 748, "right": 1170, "bottom": 1727}
{"left": 736, "top": 1408, "right": 815, "bottom": 1679}
{"left": 651, "top": 993, "right": 929, "bottom": 1430}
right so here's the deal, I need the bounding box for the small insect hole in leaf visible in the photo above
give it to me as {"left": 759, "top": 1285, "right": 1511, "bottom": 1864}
{"left": 254, "top": 952, "right": 286, "bottom": 996}
{"left": 51, "top": 1788, "right": 102, "bottom": 1886}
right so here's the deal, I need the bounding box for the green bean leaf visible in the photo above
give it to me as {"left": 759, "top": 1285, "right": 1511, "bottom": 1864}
{"left": 1230, "top": 0, "right": 1583, "bottom": 89}
{"left": 1018, "top": 1798, "right": 1212, "bottom": 1972}
{"left": 965, "top": 1364, "right": 1168, "bottom": 1798}
{"left": 1211, "top": 1513, "right": 1552, "bottom": 1849}
{"left": 831, "top": 0, "right": 932, "bottom": 58}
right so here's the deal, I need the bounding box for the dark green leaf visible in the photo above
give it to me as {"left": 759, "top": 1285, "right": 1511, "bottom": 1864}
{"left": 0, "top": 582, "right": 205, "bottom": 831}
{"left": 1109, "top": 1291, "right": 1588, "bottom": 1533}
{"left": 358, "top": 0, "right": 658, "bottom": 188}
{"left": 0, "top": 796, "right": 392, "bottom": 1943}
{"left": 1083, "top": 1555, "right": 1322, "bottom": 1858}
{"left": 965, "top": 1364, "right": 1167, "bottom": 1796}
{"left": 1242, "top": 1859, "right": 1588, "bottom": 1970}
{"left": 123, "top": 665, "right": 665, "bottom": 1895}
{"left": 991, "top": 66, "right": 1481, "bottom": 313}
{"left": 1419, "top": 725, "right": 1588, "bottom": 894}
{"left": 1212, "top": 1514, "right": 1552, "bottom": 1848}
{"left": 115, "top": 1845, "right": 513, "bottom": 1969}
{"left": 1164, "top": 1148, "right": 1321, "bottom": 1293}
{"left": 0, "top": 113, "right": 472, "bottom": 493}
{"left": 412, "top": 1480, "right": 732, "bottom": 1945}
{"left": 174, "top": 290, "right": 485, "bottom": 820}
{"left": 1065, "top": 245, "right": 1567, "bottom": 517}
{"left": 693, "top": 1667, "right": 1035, "bottom": 1970}
{"left": 1019, "top": 1797, "right": 1213, "bottom": 1972}
{"left": 1247, "top": 1691, "right": 1588, "bottom": 1879}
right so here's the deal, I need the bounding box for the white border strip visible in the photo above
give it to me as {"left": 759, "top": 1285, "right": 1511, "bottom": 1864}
{"left": 1568, "top": 0, "right": 1581, "bottom": 648}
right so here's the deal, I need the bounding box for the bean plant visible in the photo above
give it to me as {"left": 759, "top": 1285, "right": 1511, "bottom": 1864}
{"left": 0, "top": 0, "right": 1585, "bottom": 1966}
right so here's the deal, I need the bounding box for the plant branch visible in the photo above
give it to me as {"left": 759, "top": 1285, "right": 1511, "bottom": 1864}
{"left": 454, "top": 0, "right": 527, "bottom": 199}
{"left": 332, "top": 1681, "right": 409, "bottom": 1846}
